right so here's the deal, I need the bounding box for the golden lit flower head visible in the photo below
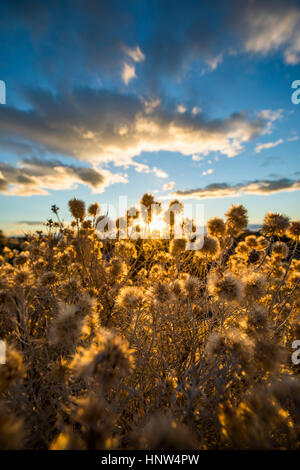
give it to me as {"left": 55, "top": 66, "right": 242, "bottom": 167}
{"left": 149, "top": 264, "right": 164, "bottom": 279}
{"left": 207, "top": 217, "right": 226, "bottom": 238}
{"left": 117, "top": 286, "right": 144, "bottom": 309}
{"left": 107, "top": 256, "right": 128, "bottom": 278}
{"left": 170, "top": 238, "right": 187, "bottom": 255}
{"left": 287, "top": 221, "right": 300, "bottom": 242}
{"left": 152, "top": 281, "right": 175, "bottom": 303}
{"left": 82, "top": 220, "right": 92, "bottom": 229}
{"left": 208, "top": 272, "right": 244, "bottom": 303}
{"left": 14, "top": 268, "right": 32, "bottom": 285}
{"left": 271, "top": 241, "right": 289, "bottom": 259}
{"left": 68, "top": 198, "right": 86, "bottom": 220}
{"left": 41, "top": 271, "right": 59, "bottom": 285}
{"left": 114, "top": 240, "right": 137, "bottom": 259}
{"left": 61, "top": 278, "right": 81, "bottom": 302}
{"left": 244, "top": 272, "right": 266, "bottom": 301}
{"left": 13, "top": 254, "right": 28, "bottom": 267}
{"left": 155, "top": 250, "right": 170, "bottom": 264}
{"left": 72, "top": 329, "right": 134, "bottom": 385}
{"left": 199, "top": 235, "right": 220, "bottom": 258}
{"left": 184, "top": 276, "right": 201, "bottom": 299}
{"left": 88, "top": 202, "right": 100, "bottom": 217}
{"left": 235, "top": 241, "right": 249, "bottom": 258}
{"left": 257, "top": 236, "right": 269, "bottom": 250}
{"left": 245, "top": 235, "right": 258, "bottom": 248}
{"left": 171, "top": 279, "right": 185, "bottom": 297}
{"left": 262, "top": 212, "right": 290, "bottom": 237}
{"left": 50, "top": 303, "right": 84, "bottom": 349}
{"left": 225, "top": 204, "right": 248, "bottom": 235}
{"left": 246, "top": 305, "right": 269, "bottom": 334}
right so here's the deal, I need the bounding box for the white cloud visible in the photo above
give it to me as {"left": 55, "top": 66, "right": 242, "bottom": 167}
{"left": 122, "top": 63, "right": 136, "bottom": 84}
{"left": 192, "top": 106, "right": 201, "bottom": 115}
{"left": 255, "top": 138, "right": 284, "bottom": 153}
{"left": 123, "top": 45, "right": 145, "bottom": 63}
{"left": 177, "top": 104, "right": 186, "bottom": 114}
{"left": 206, "top": 54, "right": 223, "bottom": 70}
{"left": 153, "top": 167, "right": 168, "bottom": 178}
{"left": 133, "top": 162, "right": 168, "bottom": 179}
{"left": 258, "top": 109, "right": 283, "bottom": 122}
{"left": 163, "top": 181, "right": 175, "bottom": 191}
{"left": 202, "top": 168, "right": 214, "bottom": 176}
{"left": 192, "top": 154, "right": 203, "bottom": 161}
{"left": 143, "top": 98, "right": 160, "bottom": 114}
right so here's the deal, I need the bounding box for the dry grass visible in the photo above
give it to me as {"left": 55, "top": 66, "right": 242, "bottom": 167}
{"left": 0, "top": 197, "right": 299, "bottom": 449}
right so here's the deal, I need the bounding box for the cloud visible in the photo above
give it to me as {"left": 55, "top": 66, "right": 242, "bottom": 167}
{"left": 0, "top": 87, "right": 272, "bottom": 170}
{"left": 16, "top": 221, "right": 43, "bottom": 226}
{"left": 192, "top": 154, "right": 203, "bottom": 161}
{"left": 255, "top": 138, "right": 284, "bottom": 153}
{"left": 153, "top": 167, "right": 168, "bottom": 178}
{"left": 0, "top": 158, "right": 127, "bottom": 196}
{"left": 202, "top": 168, "right": 214, "bottom": 176}
{"left": 258, "top": 109, "right": 284, "bottom": 121}
{"left": 2, "top": 0, "right": 300, "bottom": 106}
{"left": 173, "top": 177, "right": 300, "bottom": 199}
{"left": 122, "top": 63, "right": 136, "bottom": 84}
{"left": 132, "top": 162, "right": 168, "bottom": 178}
{"left": 177, "top": 104, "right": 186, "bottom": 114}
{"left": 123, "top": 45, "right": 145, "bottom": 62}
{"left": 192, "top": 106, "right": 201, "bottom": 115}
{"left": 206, "top": 54, "right": 223, "bottom": 70}
{"left": 240, "top": 2, "right": 300, "bottom": 64}
{"left": 163, "top": 181, "right": 175, "bottom": 191}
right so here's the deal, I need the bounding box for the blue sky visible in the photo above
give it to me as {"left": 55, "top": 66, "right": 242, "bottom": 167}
{"left": 0, "top": 0, "right": 300, "bottom": 235}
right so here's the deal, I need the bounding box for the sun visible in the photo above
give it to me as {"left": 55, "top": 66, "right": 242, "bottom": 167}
{"left": 149, "top": 215, "right": 165, "bottom": 233}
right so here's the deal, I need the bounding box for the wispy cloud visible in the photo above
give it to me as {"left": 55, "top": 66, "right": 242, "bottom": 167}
{"left": 163, "top": 181, "right": 175, "bottom": 191}
{"left": 16, "top": 220, "right": 43, "bottom": 226}
{"left": 123, "top": 45, "right": 145, "bottom": 63}
{"left": 242, "top": 3, "right": 300, "bottom": 64}
{"left": 255, "top": 138, "right": 284, "bottom": 153}
{"left": 173, "top": 177, "right": 300, "bottom": 199}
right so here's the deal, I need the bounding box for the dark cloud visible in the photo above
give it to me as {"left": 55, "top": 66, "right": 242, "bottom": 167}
{"left": 16, "top": 221, "right": 43, "bottom": 226}
{"left": 0, "top": 157, "right": 125, "bottom": 196}
{"left": 0, "top": 87, "right": 271, "bottom": 167}
{"left": 1, "top": 0, "right": 300, "bottom": 98}
{"left": 173, "top": 178, "right": 300, "bottom": 199}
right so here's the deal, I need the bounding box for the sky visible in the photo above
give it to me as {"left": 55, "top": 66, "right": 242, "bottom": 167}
{"left": 0, "top": 0, "right": 300, "bottom": 235}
